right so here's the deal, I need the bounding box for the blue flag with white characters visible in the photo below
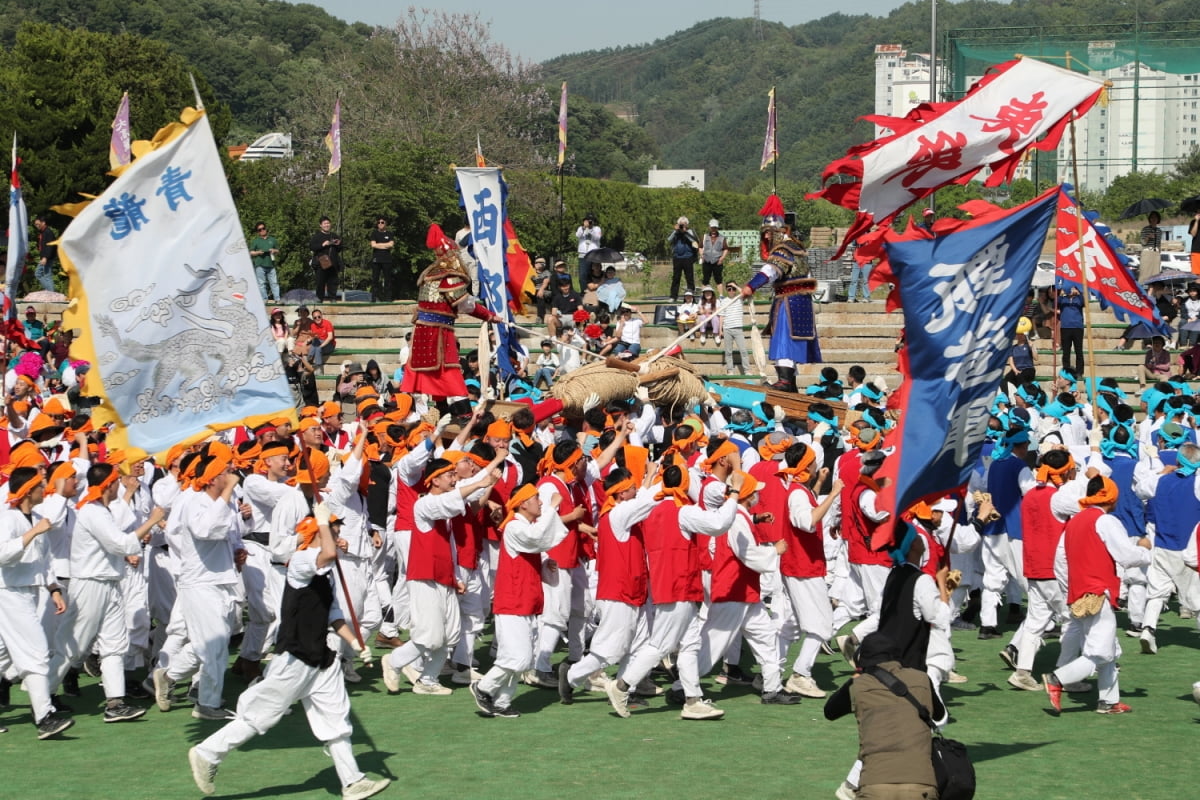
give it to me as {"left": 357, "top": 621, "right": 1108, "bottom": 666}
{"left": 457, "top": 167, "right": 518, "bottom": 379}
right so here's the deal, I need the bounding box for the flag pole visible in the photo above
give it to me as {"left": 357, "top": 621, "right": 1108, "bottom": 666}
{"left": 1065, "top": 52, "right": 1100, "bottom": 403}
{"left": 336, "top": 92, "right": 343, "bottom": 275}
{"left": 772, "top": 88, "right": 778, "bottom": 197}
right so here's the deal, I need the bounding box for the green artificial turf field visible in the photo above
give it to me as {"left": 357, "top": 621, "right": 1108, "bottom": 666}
{"left": 2, "top": 609, "right": 1196, "bottom": 800}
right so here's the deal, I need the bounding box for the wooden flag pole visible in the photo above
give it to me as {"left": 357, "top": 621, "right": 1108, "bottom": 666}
{"left": 1065, "top": 52, "right": 1101, "bottom": 403}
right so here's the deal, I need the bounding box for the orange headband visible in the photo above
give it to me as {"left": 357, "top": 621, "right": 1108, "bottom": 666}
{"left": 74, "top": 470, "right": 119, "bottom": 509}
{"left": 736, "top": 471, "right": 759, "bottom": 501}
{"left": 194, "top": 454, "right": 232, "bottom": 489}
{"left": 500, "top": 483, "right": 540, "bottom": 530}
{"left": 779, "top": 447, "right": 816, "bottom": 484}
{"left": 849, "top": 427, "right": 881, "bottom": 451}
{"left": 444, "top": 450, "right": 490, "bottom": 469}
{"left": 44, "top": 463, "right": 77, "bottom": 495}
{"left": 599, "top": 476, "right": 637, "bottom": 516}
{"left": 538, "top": 447, "right": 581, "bottom": 477}
{"left": 1036, "top": 456, "right": 1076, "bottom": 487}
{"left": 1079, "top": 476, "right": 1118, "bottom": 508}
{"left": 757, "top": 433, "right": 794, "bottom": 461}
{"left": 486, "top": 419, "right": 512, "bottom": 440}
{"left": 701, "top": 440, "right": 739, "bottom": 473}
{"left": 296, "top": 449, "right": 330, "bottom": 484}
{"left": 7, "top": 475, "right": 45, "bottom": 507}
{"left": 423, "top": 462, "right": 455, "bottom": 489}
{"left": 654, "top": 468, "right": 691, "bottom": 507}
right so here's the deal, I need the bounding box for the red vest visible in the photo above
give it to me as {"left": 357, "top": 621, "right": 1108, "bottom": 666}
{"left": 844, "top": 481, "right": 892, "bottom": 566}
{"left": 540, "top": 475, "right": 586, "bottom": 569}
{"left": 779, "top": 483, "right": 827, "bottom": 579}
{"left": 394, "top": 477, "right": 418, "bottom": 532}
{"left": 748, "top": 462, "right": 786, "bottom": 544}
{"left": 452, "top": 506, "right": 485, "bottom": 570}
{"left": 1064, "top": 507, "right": 1120, "bottom": 607}
{"left": 485, "top": 463, "right": 519, "bottom": 542}
{"left": 406, "top": 514, "right": 455, "bottom": 587}
{"left": 914, "top": 524, "right": 944, "bottom": 578}
{"left": 491, "top": 535, "right": 544, "bottom": 616}
{"left": 643, "top": 499, "right": 703, "bottom": 603}
{"left": 595, "top": 511, "right": 648, "bottom": 606}
{"left": 837, "top": 449, "right": 864, "bottom": 524}
{"left": 710, "top": 509, "right": 761, "bottom": 604}
{"left": 696, "top": 475, "right": 722, "bottom": 571}
{"left": 1022, "top": 485, "right": 1064, "bottom": 580}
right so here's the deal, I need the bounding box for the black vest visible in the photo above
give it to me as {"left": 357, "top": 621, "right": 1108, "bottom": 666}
{"left": 276, "top": 569, "right": 337, "bottom": 669}
{"left": 511, "top": 439, "right": 543, "bottom": 488}
{"left": 366, "top": 460, "right": 393, "bottom": 530}
{"left": 860, "top": 563, "right": 929, "bottom": 672}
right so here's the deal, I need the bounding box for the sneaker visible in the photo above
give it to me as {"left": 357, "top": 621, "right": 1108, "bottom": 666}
{"left": 587, "top": 672, "right": 612, "bottom": 693}
{"left": 127, "top": 675, "right": 152, "bottom": 699}
{"left": 411, "top": 680, "right": 452, "bottom": 696}
{"left": 977, "top": 626, "right": 1002, "bottom": 640}
{"left": 1124, "top": 625, "right": 1143, "bottom": 638}
{"left": 342, "top": 776, "right": 391, "bottom": 800}
{"left": 751, "top": 674, "right": 763, "bottom": 693}
{"left": 835, "top": 780, "right": 858, "bottom": 800}
{"left": 998, "top": 644, "right": 1018, "bottom": 670}
{"left": 666, "top": 687, "right": 686, "bottom": 706}
{"left": 493, "top": 705, "right": 521, "bottom": 719}
{"left": 530, "top": 670, "right": 559, "bottom": 690}
{"left": 50, "top": 695, "right": 74, "bottom": 715}
{"left": 946, "top": 670, "right": 969, "bottom": 684}
{"left": 374, "top": 633, "right": 405, "bottom": 649}
{"left": 1043, "top": 624, "right": 1062, "bottom": 640}
{"left": 760, "top": 691, "right": 803, "bottom": 705}
{"left": 1064, "top": 681, "right": 1094, "bottom": 693}
{"left": 819, "top": 641, "right": 837, "bottom": 656}
{"left": 1007, "top": 670, "right": 1041, "bottom": 692}
{"left": 1095, "top": 701, "right": 1133, "bottom": 715}
{"left": 627, "top": 695, "right": 649, "bottom": 711}
{"left": 103, "top": 702, "right": 147, "bottom": 723}
{"left": 1192, "top": 680, "right": 1200, "bottom": 706}
{"left": 1140, "top": 628, "right": 1158, "bottom": 655}
{"left": 152, "top": 668, "right": 173, "bottom": 712}
{"left": 381, "top": 655, "right": 401, "bottom": 693}
{"left": 557, "top": 662, "right": 574, "bottom": 705}
{"left": 36, "top": 714, "right": 74, "bottom": 740}
{"left": 62, "top": 669, "right": 81, "bottom": 697}
{"left": 1043, "top": 673, "right": 1063, "bottom": 715}
{"left": 400, "top": 664, "right": 422, "bottom": 686}
{"left": 633, "top": 677, "right": 664, "bottom": 697}
{"left": 83, "top": 654, "right": 102, "bottom": 679}
{"left": 680, "top": 697, "right": 725, "bottom": 720}
{"left": 606, "top": 680, "right": 631, "bottom": 718}
{"left": 837, "top": 634, "right": 858, "bottom": 668}
{"left": 715, "top": 337, "right": 723, "bottom": 347}
{"left": 185, "top": 683, "right": 200, "bottom": 705}
{"left": 192, "top": 705, "right": 237, "bottom": 721}
{"left": 718, "top": 664, "right": 753, "bottom": 685}
{"left": 451, "top": 667, "right": 482, "bottom": 686}
{"left": 342, "top": 658, "right": 363, "bottom": 684}
{"left": 519, "top": 670, "right": 540, "bottom": 687}
{"left": 1181, "top": 608, "right": 1196, "bottom": 620}
{"left": 468, "top": 681, "right": 496, "bottom": 717}
{"left": 784, "top": 674, "right": 827, "bottom": 698}
{"left": 188, "top": 746, "right": 218, "bottom": 795}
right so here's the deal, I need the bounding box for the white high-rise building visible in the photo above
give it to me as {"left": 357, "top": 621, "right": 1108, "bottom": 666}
{"left": 873, "top": 45, "right": 937, "bottom": 136}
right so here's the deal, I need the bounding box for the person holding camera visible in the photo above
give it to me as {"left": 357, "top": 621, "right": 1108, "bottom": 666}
{"left": 667, "top": 216, "right": 700, "bottom": 302}
{"left": 309, "top": 216, "right": 343, "bottom": 303}
{"left": 575, "top": 214, "right": 602, "bottom": 289}
{"left": 1056, "top": 284, "right": 1084, "bottom": 377}
{"left": 284, "top": 333, "right": 319, "bottom": 408}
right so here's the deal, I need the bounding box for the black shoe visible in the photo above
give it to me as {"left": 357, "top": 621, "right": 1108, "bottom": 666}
{"left": 719, "top": 664, "right": 753, "bottom": 685}
{"left": 977, "top": 626, "right": 1001, "bottom": 640}
{"left": 103, "top": 702, "right": 147, "bottom": 723}
{"left": 83, "top": 654, "right": 102, "bottom": 679}
{"left": 126, "top": 675, "right": 151, "bottom": 699}
{"left": 1006, "top": 603, "right": 1025, "bottom": 624}
{"left": 998, "top": 644, "right": 1018, "bottom": 670}
{"left": 0, "top": 677, "right": 10, "bottom": 707}
{"left": 62, "top": 669, "right": 81, "bottom": 698}
{"left": 493, "top": 706, "right": 521, "bottom": 718}
{"left": 557, "top": 662, "right": 575, "bottom": 705}
{"left": 1043, "top": 624, "right": 1063, "bottom": 640}
{"left": 761, "top": 691, "right": 803, "bottom": 705}
{"left": 50, "top": 695, "right": 74, "bottom": 715}
{"left": 468, "top": 681, "right": 496, "bottom": 717}
{"left": 36, "top": 714, "right": 74, "bottom": 740}
{"left": 960, "top": 589, "right": 982, "bottom": 624}
{"left": 666, "top": 688, "right": 686, "bottom": 706}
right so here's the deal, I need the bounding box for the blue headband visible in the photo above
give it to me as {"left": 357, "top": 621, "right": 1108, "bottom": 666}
{"left": 889, "top": 523, "right": 920, "bottom": 567}
{"left": 808, "top": 410, "right": 838, "bottom": 429}
{"left": 1177, "top": 451, "right": 1200, "bottom": 477}
{"left": 1100, "top": 424, "right": 1139, "bottom": 460}
{"left": 1058, "top": 370, "right": 1077, "bottom": 391}
{"left": 1158, "top": 425, "right": 1190, "bottom": 450}
{"left": 860, "top": 383, "right": 884, "bottom": 402}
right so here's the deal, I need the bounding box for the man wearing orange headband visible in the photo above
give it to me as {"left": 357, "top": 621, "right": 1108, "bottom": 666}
{"left": 189, "top": 502, "right": 390, "bottom": 800}
{"left": 469, "top": 482, "right": 569, "bottom": 718}
{"left": 560, "top": 467, "right": 658, "bottom": 714}
{"left": 1044, "top": 476, "right": 1151, "bottom": 715}
{"left": 1005, "top": 450, "right": 1075, "bottom": 692}
{"left": 47, "top": 462, "right": 166, "bottom": 724}
{"left": 0, "top": 466, "right": 73, "bottom": 738}
{"left": 477, "top": 418, "right": 524, "bottom": 653}
{"left": 34, "top": 461, "right": 82, "bottom": 696}
{"left": 776, "top": 442, "right": 842, "bottom": 698}
{"left": 380, "top": 450, "right": 500, "bottom": 696}
{"left": 613, "top": 463, "right": 738, "bottom": 721}
{"left": 235, "top": 440, "right": 296, "bottom": 682}
{"left": 153, "top": 451, "right": 242, "bottom": 721}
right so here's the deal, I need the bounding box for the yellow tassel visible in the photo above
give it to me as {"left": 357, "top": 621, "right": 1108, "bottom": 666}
{"left": 1098, "top": 87, "right": 1110, "bottom": 108}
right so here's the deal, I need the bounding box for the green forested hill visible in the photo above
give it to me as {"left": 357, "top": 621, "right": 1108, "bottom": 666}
{"left": 542, "top": 0, "right": 1200, "bottom": 190}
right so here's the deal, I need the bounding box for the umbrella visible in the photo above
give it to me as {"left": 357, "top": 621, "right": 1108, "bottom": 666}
{"left": 1031, "top": 265, "right": 1055, "bottom": 287}
{"left": 1181, "top": 195, "right": 1200, "bottom": 216}
{"left": 21, "top": 290, "right": 68, "bottom": 303}
{"left": 282, "top": 288, "right": 318, "bottom": 304}
{"left": 1121, "top": 321, "right": 1169, "bottom": 341}
{"left": 1142, "top": 269, "right": 1194, "bottom": 286}
{"left": 1118, "top": 198, "right": 1173, "bottom": 220}
{"left": 582, "top": 247, "right": 625, "bottom": 266}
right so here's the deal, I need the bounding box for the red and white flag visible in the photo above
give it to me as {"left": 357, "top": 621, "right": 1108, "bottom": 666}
{"left": 810, "top": 57, "right": 1105, "bottom": 250}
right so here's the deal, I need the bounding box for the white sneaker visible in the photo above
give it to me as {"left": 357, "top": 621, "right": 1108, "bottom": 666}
{"left": 784, "top": 673, "right": 826, "bottom": 698}
{"left": 342, "top": 776, "right": 391, "bottom": 800}
{"left": 191, "top": 705, "right": 236, "bottom": 721}
{"left": 587, "top": 672, "right": 611, "bottom": 693}
{"left": 1007, "top": 670, "right": 1041, "bottom": 692}
{"left": 606, "top": 680, "right": 631, "bottom": 718}
{"left": 400, "top": 664, "right": 422, "bottom": 685}
{"left": 153, "top": 667, "right": 173, "bottom": 712}
{"left": 1192, "top": 680, "right": 1200, "bottom": 706}
{"left": 946, "top": 670, "right": 969, "bottom": 684}
{"left": 451, "top": 667, "right": 483, "bottom": 686}
{"left": 834, "top": 780, "right": 857, "bottom": 800}
{"left": 1140, "top": 628, "right": 1158, "bottom": 655}
{"left": 381, "top": 655, "right": 400, "bottom": 693}
{"left": 412, "top": 680, "right": 453, "bottom": 696}
{"left": 188, "top": 747, "right": 218, "bottom": 795}
{"left": 680, "top": 697, "right": 725, "bottom": 720}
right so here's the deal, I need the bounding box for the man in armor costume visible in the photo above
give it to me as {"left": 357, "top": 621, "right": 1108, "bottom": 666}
{"left": 400, "top": 224, "right": 500, "bottom": 400}
{"left": 741, "top": 195, "right": 822, "bottom": 393}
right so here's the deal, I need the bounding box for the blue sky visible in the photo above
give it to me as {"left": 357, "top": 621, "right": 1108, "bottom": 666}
{"left": 310, "top": 0, "right": 915, "bottom": 62}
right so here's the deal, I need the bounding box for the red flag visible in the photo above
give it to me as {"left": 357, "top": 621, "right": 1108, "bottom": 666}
{"left": 809, "top": 58, "right": 1105, "bottom": 254}
{"left": 503, "top": 218, "right": 535, "bottom": 314}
